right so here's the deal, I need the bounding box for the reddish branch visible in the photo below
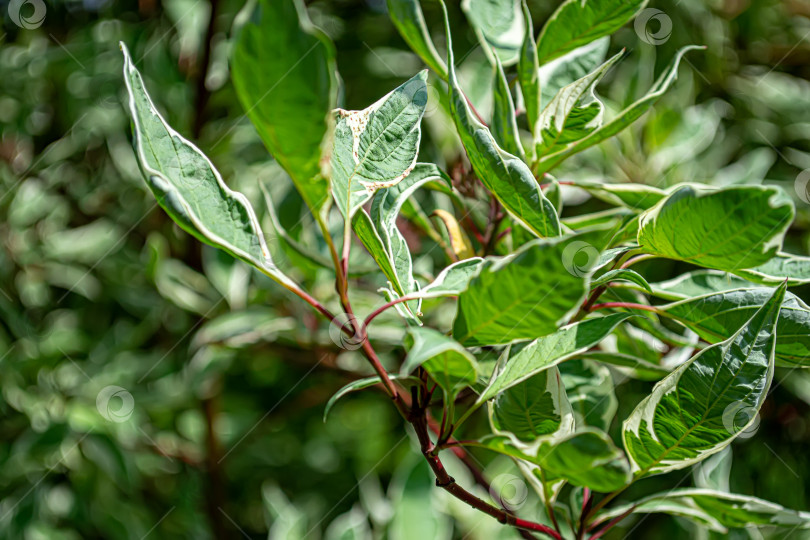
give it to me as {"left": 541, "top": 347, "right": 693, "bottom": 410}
{"left": 411, "top": 409, "right": 561, "bottom": 539}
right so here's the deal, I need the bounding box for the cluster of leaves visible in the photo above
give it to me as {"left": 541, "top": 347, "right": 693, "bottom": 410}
{"left": 118, "top": 0, "right": 810, "bottom": 537}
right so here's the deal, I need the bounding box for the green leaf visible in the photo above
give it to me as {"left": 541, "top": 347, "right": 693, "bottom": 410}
{"left": 232, "top": 0, "right": 337, "bottom": 217}
{"left": 535, "top": 0, "right": 647, "bottom": 65}
{"left": 378, "top": 258, "right": 485, "bottom": 322}
{"left": 535, "top": 51, "right": 622, "bottom": 156}
{"left": 323, "top": 374, "right": 419, "bottom": 421}
{"left": 623, "top": 283, "right": 786, "bottom": 477}
{"left": 576, "top": 180, "right": 666, "bottom": 211}
{"left": 662, "top": 287, "right": 810, "bottom": 368}
{"left": 462, "top": 0, "right": 525, "bottom": 66}
{"left": 352, "top": 210, "right": 400, "bottom": 288}
{"left": 595, "top": 489, "right": 810, "bottom": 533}
{"left": 536, "top": 429, "right": 632, "bottom": 492}
{"left": 475, "top": 429, "right": 632, "bottom": 492}
{"left": 559, "top": 359, "right": 616, "bottom": 431}
{"left": 478, "top": 312, "right": 636, "bottom": 401}
{"left": 490, "top": 366, "right": 574, "bottom": 442}
{"left": 452, "top": 234, "right": 598, "bottom": 346}
{"left": 649, "top": 270, "right": 755, "bottom": 301}
{"left": 637, "top": 185, "right": 794, "bottom": 271}
{"left": 443, "top": 6, "right": 561, "bottom": 238}
{"left": 734, "top": 252, "right": 810, "bottom": 286}
{"left": 331, "top": 72, "right": 428, "bottom": 218}
{"left": 365, "top": 163, "right": 448, "bottom": 315}
{"left": 387, "top": 0, "right": 448, "bottom": 79}
{"left": 538, "top": 37, "right": 609, "bottom": 109}
{"left": 414, "top": 258, "right": 484, "bottom": 299}
{"left": 579, "top": 351, "right": 668, "bottom": 381}
{"left": 121, "top": 44, "right": 296, "bottom": 289}
{"left": 591, "top": 268, "right": 651, "bottom": 293}
{"left": 517, "top": 0, "right": 541, "bottom": 134}
{"left": 401, "top": 327, "right": 479, "bottom": 398}
{"left": 492, "top": 56, "right": 525, "bottom": 160}
{"left": 535, "top": 46, "right": 702, "bottom": 174}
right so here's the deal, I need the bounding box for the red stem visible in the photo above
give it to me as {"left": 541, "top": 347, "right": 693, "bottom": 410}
{"left": 587, "top": 505, "right": 637, "bottom": 539}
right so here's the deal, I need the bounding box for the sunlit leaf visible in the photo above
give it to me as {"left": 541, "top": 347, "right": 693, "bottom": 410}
{"left": 538, "top": 37, "right": 609, "bottom": 109}
{"left": 443, "top": 5, "right": 561, "bottom": 238}
{"left": 490, "top": 366, "right": 574, "bottom": 442}
{"left": 331, "top": 72, "right": 428, "bottom": 218}
{"left": 734, "top": 252, "right": 810, "bottom": 286}
{"left": 452, "top": 235, "right": 597, "bottom": 346}
{"left": 535, "top": 51, "right": 622, "bottom": 156}
{"left": 517, "top": 0, "right": 541, "bottom": 134}
{"left": 623, "top": 284, "right": 786, "bottom": 477}
{"left": 535, "top": 0, "right": 647, "bottom": 64}
{"left": 121, "top": 44, "right": 296, "bottom": 289}
{"left": 595, "top": 489, "right": 810, "bottom": 533}
{"left": 649, "top": 270, "right": 756, "bottom": 301}
{"left": 478, "top": 312, "right": 636, "bottom": 401}
{"left": 535, "top": 46, "right": 702, "bottom": 174}
{"left": 401, "top": 327, "right": 479, "bottom": 398}
{"left": 462, "top": 0, "right": 525, "bottom": 66}
{"left": 637, "top": 185, "right": 794, "bottom": 271}
{"left": 662, "top": 287, "right": 810, "bottom": 368}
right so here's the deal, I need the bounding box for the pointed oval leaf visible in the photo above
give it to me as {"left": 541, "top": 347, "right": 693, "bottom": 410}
{"left": 490, "top": 366, "right": 575, "bottom": 442}
{"left": 323, "top": 374, "right": 419, "bottom": 421}
{"left": 478, "top": 312, "right": 636, "bottom": 401}
{"left": 595, "top": 489, "right": 810, "bottom": 533}
{"left": 536, "top": 46, "right": 702, "bottom": 174}
{"left": 462, "top": 0, "right": 525, "bottom": 66}
{"left": 649, "top": 270, "right": 755, "bottom": 301}
{"left": 638, "top": 185, "right": 794, "bottom": 271}
{"left": 538, "top": 37, "right": 609, "bottom": 109}
{"left": 662, "top": 287, "right": 810, "bottom": 368}
{"left": 365, "top": 163, "right": 448, "bottom": 315}
{"left": 402, "top": 327, "right": 479, "bottom": 398}
{"left": 535, "top": 51, "right": 622, "bottom": 156}
{"left": 734, "top": 252, "right": 810, "bottom": 286}
{"left": 443, "top": 6, "right": 561, "bottom": 238}
{"left": 331, "top": 72, "right": 428, "bottom": 218}
{"left": 517, "top": 0, "right": 541, "bottom": 134}
{"left": 121, "top": 44, "right": 294, "bottom": 288}
{"left": 535, "top": 0, "right": 647, "bottom": 65}
{"left": 536, "top": 429, "right": 632, "bottom": 492}
{"left": 452, "top": 235, "right": 596, "bottom": 346}
{"left": 623, "top": 284, "right": 786, "bottom": 477}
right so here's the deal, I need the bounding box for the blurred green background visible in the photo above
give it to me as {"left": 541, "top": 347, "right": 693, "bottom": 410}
{"left": 2, "top": 0, "right": 810, "bottom": 538}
